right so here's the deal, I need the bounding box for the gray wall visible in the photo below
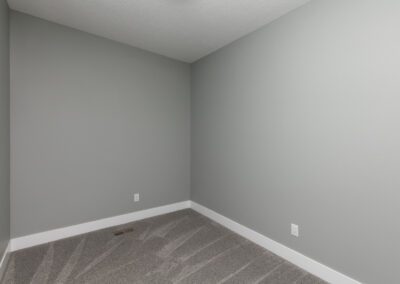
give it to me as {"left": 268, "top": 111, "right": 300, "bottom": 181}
{"left": 11, "top": 12, "right": 190, "bottom": 238}
{"left": 191, "top": 0, "right": 400, "bottom": 283}
{"left": 0, "top": 0, "right": 9, "bottom": 265}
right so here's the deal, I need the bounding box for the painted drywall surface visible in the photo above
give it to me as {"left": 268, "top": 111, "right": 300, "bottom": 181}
{"left": 11, "top": 12, "right": 190, "bottom": 238}
{"left": 0, "top": 0, "right": 9, "bottom": 265}
{"left": 191, "top": 0, "right": 400, "bottom": 283}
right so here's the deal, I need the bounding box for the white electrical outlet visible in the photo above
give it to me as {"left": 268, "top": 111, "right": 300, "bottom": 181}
{"left": 291, "top": 224, "right": 299, "bottom": 237}
{"left": 134, "top": 193, "right": 140, "bottom": 202}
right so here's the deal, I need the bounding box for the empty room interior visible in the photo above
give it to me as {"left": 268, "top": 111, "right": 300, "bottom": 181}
{"left": 0, "top": 0, "right": 399, "bottom": 283}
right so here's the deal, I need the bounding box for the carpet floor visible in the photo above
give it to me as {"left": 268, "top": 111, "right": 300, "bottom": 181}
{"left": 2, "top": 209, "right": 327, "bottom": 284}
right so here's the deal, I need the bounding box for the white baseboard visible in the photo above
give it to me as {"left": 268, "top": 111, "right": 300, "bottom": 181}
{"left": 0, "top": 242, "right": 11, "bottom": 281}
{"left": 10, "top": 201, "right": 191, "bottom": 252}
{"left": 190, "top": 201, "right": 361, "bottom": 284}
{"left": 9, "top": 200, "right": 361, "bottom": 284}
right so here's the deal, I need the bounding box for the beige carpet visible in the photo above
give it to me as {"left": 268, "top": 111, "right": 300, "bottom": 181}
{"left": 2, "top": 209, "right": 326, "bottom": 284}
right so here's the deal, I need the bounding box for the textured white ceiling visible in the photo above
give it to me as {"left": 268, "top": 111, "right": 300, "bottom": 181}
{"left": 8, "top": 0, "right": 311, "bottom": 62}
